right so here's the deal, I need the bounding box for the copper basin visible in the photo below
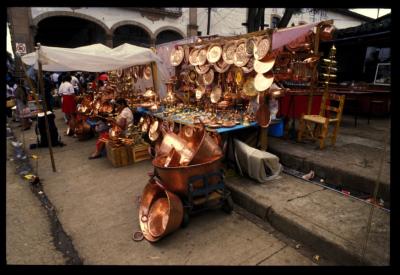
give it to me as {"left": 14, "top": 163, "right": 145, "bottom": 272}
{"left": 152, "top": 156, "right": 223, "bottom": 196}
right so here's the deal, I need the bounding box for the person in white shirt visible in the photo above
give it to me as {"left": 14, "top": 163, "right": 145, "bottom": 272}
{"left": 70, "top": 74, "right": 80, "bottom": 95}
{"left": 89, "top": 98, "right": 133, "bottom": 159}
{"left": 58, "top": 75, "right": 76, "bottom": 124}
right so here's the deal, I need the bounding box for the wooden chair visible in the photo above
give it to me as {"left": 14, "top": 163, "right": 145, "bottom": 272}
{"left": 297, "top": 93, "right": 346, "bottom": 149}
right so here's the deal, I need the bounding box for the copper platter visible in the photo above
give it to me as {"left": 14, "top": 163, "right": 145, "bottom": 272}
{"left": 195, "top": 63, "right": 210, "bottom": 75}
{"left": 170, "top": 45, "right": 184, "bottom": 66}
{"left": 189, "top": 48, "right": 200, "bottom": 66}
{"left": 206, "top": 44, "right": 222, "bottom": 64}
{"left": 213, "top": 58, "right": 231, "bottom": 73}
{"left": 254, "top": 55, "right": 276, "bottom": 74}
{"left": 222, "top": 41, "right": 237, "bottom": 64}
{"left": 197, "top": 47, "right": 208, "bottom": 66}
{"left": 253, "top": 36, "right": 271, "bottom": 60}
{"left": 233, "top": 40, "right": 250, "bottom": 67}
{"left": 202, "top": 68, "right": 215, "bottom": 85}
{"left": 254, "top": 72, "right": 274, "bottom": 92}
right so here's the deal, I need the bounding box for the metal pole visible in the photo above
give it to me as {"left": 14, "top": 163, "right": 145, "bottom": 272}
{"left": 207, "top": 8, "right": 211, "bottom": 35}
{"left": 36, "top": 44, "right": 57, "bottom": 172}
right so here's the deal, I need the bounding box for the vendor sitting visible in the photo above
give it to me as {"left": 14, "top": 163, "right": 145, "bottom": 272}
{"left": 89, "top": 98, "right": 133, "bottom": 159}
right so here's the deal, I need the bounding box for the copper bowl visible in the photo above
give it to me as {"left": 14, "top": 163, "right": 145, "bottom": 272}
{"left": 152, "top": 155, "right": 223, "bottom": 196}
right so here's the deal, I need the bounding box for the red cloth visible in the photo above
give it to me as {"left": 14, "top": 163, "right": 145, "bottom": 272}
{"left": 62, "top": 95, "right": 76, "bottom": 115}
{"left": 278, "top": 95, "right": 322, "bottom": 119}
{"left": 98, "top": 74, "right": 109, "bottom": 81}
{"left": 96, "top": 132, "right": 109, "bottom": 152}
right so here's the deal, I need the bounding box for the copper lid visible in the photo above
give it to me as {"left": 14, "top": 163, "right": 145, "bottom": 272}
{"left": 197, "top": 47, "right": 208, "bottom": 66}
{"left": 253, "top": 36, "right": 271, "bottom": 60}
{"left": 254, "top": 72, "right": 274, "bottom": 92}
{"left": 195, "top": 63, "right": 210, "bottom": 75}
{"left": 233, "top": 40, "right": 250, "bottom": 67}
{"left": 170, "top": 45, "right": 184, "bottom": 66}
{"left": 202, "top": 68, "right": 214, "bottom": 85}
{"left": 206, "top": 44, "right": 222, "bottom": 64}
{"left": 213, "top": 58, "right": 231, "bottom": 73}
{"left": 189, "top": 48, "right": 199, "bottom": 66}
{"left": 254, "top": 55, "right": 276, "bottom": 74}
{"left": 222, "top": 41, "right": 237, "bottom": 64}
{"left": 242, "top": 77, "right": 258, "bottom": 97}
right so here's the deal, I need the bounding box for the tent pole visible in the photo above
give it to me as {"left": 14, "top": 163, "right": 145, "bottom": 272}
{"left": 150, "top": 61, "right": 159, "bottom": 102}
{"left": 36, "top": 44, "right": 57, "bottom": 172}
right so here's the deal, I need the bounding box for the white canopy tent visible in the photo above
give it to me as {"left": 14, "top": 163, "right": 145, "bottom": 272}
{"left": 21, "top": 43, "right": 170, "bottom": 97}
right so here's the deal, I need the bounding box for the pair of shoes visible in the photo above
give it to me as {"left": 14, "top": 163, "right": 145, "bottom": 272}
{"left": 88, "top": 155, "right": 102, "bottom": 160}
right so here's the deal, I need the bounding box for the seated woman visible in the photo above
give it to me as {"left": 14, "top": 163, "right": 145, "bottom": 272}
{"left": 89, "top": 98, "right": 133, "bottom": 159}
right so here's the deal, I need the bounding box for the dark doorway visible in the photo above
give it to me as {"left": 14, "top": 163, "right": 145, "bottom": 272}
{"left": 156, "top": 30, "right": 183, "bottom": 45}
{"left": 35, "top": 16, "right": 106, "bottom": 48}
{"left": 113, "top": 25, "right": 151, "bottom": 48}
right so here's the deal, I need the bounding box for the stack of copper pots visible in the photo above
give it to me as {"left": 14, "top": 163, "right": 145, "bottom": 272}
{"left": 139, "top": 124, "right": 223, "bottom": 241}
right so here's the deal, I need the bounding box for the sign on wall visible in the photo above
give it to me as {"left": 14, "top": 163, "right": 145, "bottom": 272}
{"left": 15, "top": 43, "right": 27, "bottom": 55}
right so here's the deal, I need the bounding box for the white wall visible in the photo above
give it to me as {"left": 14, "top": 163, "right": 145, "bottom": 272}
{"left": 197, "top": 8, "right": 248, "bottom": 36}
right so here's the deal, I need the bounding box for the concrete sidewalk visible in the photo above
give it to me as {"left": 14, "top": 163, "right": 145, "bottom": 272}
{"left": 267, "top": 115, "right": 390, "bottom": 204}
{"left": 225, "top": 171, "right": 390, "bottom": 265}
{"left": 8, "top": 109, "right": 389, "bottom": 265}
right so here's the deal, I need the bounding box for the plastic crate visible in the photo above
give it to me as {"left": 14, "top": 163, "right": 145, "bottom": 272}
{"left": 268, "top": 119, "right": 284, "bottom": 137}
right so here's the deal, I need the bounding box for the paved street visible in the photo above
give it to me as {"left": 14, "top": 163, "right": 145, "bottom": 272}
{"left": 5, "top": 110, "right": 335, "bottom": 265}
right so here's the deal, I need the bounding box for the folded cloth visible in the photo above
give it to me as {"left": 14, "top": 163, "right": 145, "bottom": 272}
{"left": 234, "top": 138, "right": 282, "bottom": 183}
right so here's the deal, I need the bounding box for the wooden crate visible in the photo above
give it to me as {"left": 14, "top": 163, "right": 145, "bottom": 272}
{"left": 132, "top": 142, "right": 151, "bottom": 163}
{"left": 106, "top": 142, "right": 133, "bottom": 167}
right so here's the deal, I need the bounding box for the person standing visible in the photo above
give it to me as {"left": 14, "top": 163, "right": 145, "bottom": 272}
{"left": 58, "top": 75, "right": 76, "bottom": 124}
{"left": 71, "top": 73, "right": 80, "bottom": 95}
{"left": 43, "top": 72, "right": 54, "bottom": 112}
{"left": 50, "top": 72, "right": 59, "bottom": 89}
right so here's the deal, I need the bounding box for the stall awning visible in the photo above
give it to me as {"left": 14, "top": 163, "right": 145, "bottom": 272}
{"left": 272, "top": 22, "right": 320, "bottom": 50}
{"left": 21, "top": 43, "right": 170, "bottom": 97}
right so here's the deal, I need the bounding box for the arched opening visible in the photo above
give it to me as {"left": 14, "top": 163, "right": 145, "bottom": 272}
{"left": 35, "top": 16, "right": 106, "bottom": 48}
{"left": 156, "top": 30, "right": 184, "bottom": 45}
{"left": 113, "top": 25, "right": 151, "bottom": 48}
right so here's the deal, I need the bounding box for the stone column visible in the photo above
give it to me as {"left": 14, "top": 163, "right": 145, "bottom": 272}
{"left": 187, "top": 8, "right": 198, "bottom": 37}
{"left": 7, "top": 7, "right": 36, "bottom": 78}
{"left": 105, "top": 33, "right": 113, "bottom": 48}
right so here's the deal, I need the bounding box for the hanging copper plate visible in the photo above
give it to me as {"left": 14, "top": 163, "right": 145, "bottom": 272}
{"left": 242, "top": 77, "right": 257, "bottom": 97}
{"left": 254, "top": 36, "right": 271, "bottom": 60}
{"left": 149, "top": 119, "right": 160, "bottom": 141}
{"left": 213, "top": 58, "right": 231, "bottom": 73}
{"left": 233, "top": 40, "right": 250, "bottom": 67}
{"left": 210, "top": 85, "right": 222, "bottom": 103}
{"left": 197, "top": 47, "right": 208, "bottom": 66}
{"left": 254, "top": 55, "right": 276, "bottom": 74}
{"left": 234, "top": 67, "right": 244, "bottom": 86}
{"left": 195, "top": 63, "right": 210, "bottom": 75}
{"left": 222, "top": 41, "right": 237, "bottom": 64}
{"left": 189, "top": 48, "right": 199, "bottom": 66}
{"left": 170, "top": 45, "right": 184, "bottom": 66}
{"left": 254, "top": 72, "right": 274, "bottom": 92}
{"left": 245, "top": 38, "right": 256, "bottom": 57}
{"left": 188, "top": 69, "right": 197, "bottom": 84}
{"left": 202, "top": 68, "right": 214, "bottom": 85}
{"left": 206, "top": 44, "right": 222, "bottom": 64}
{"left": 242, "top": 57, "right": 254, "bottom": 74}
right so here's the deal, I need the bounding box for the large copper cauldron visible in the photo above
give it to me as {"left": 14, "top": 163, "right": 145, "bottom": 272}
{"left": 139, "top": 181, "right": 183, "bottom": 242}
{"left": 152, "top": 155, "right": 223, "bottom": 196}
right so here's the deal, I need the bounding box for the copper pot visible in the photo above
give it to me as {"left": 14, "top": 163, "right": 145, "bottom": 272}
{"left": 140, "top": 181, "right": 183, "bottom": 241}
{"left": 147, "top": 189, "right": 183, "bottom": 239}
{"left": 157, "top": 131, "right": 196, "bottom": 166}
{"left": 152, "top": 155, "right": 223, "bottom": 196}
